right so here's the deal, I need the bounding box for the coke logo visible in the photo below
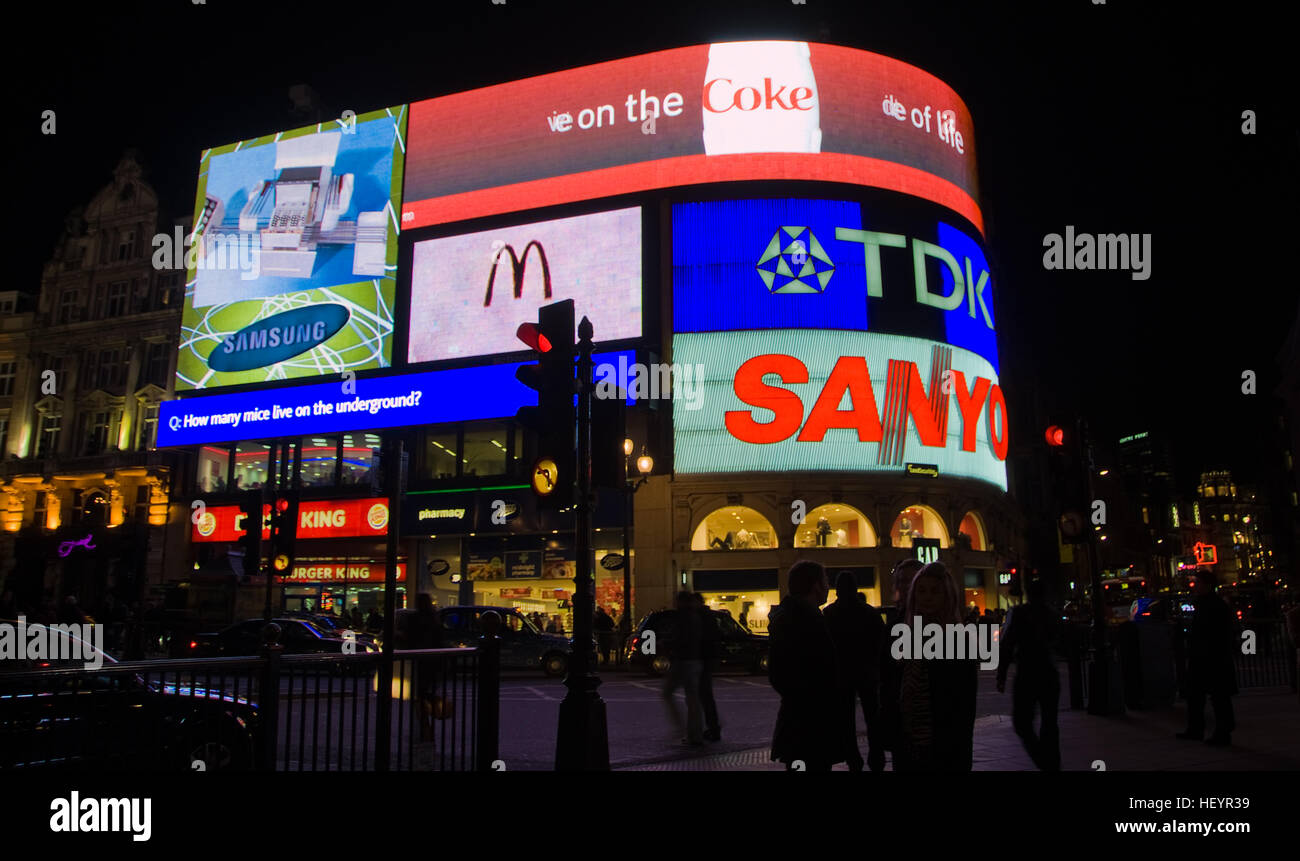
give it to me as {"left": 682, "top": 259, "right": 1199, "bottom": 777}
{"left": 703, "top": 78, "right": 815, "bottom": 113}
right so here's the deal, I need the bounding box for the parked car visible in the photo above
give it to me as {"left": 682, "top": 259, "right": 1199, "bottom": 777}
{"left": 190, "top": 618, "right": 376, "bottom": 658}
{"left": 437, "top": 606, "right": 571, "bottom": 677}
{"left": 281, "top": 611, "right": 380, "bottom": 650}
{"left": 0, "top": 622, "right": 259, "bottom": 770}
{"left": 624, "top": 609, "right": 770, "bottom": 676}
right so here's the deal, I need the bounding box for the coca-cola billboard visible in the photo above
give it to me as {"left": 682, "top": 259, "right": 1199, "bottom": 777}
{"left": 403, "top": 41, "right": 981, "bottom": 232}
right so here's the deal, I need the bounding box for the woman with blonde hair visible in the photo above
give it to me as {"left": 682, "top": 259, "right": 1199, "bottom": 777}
{"left": 895, "top": 561, "right": 979, "bottom": 771}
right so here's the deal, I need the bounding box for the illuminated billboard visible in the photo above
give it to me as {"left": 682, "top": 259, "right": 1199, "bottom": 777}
{"left": 179, "top": 106, "right": 407, "bottom": 391}
{"left": 157, "top": 350, "right": 635, "bottom": 448}
{"left": 191, "top": 497, "right": 392, "bottom": 542}
{"left": 406, "top": 207, "right": 642, "bottom": 364}
{"left": 403, "top": 41, "right": 981, "bottom": 232}
{"left": 673, "top": 197, "right": 997, "bottom": 370}
{"left": 672, "top": 330, "right": 1007, "bottom": 489}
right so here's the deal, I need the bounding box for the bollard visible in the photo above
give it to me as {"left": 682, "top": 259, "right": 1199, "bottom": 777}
{"left": 477, "top": 610, "right": 501, "bottom": 772}
{"left": 257, "top": 622, "right": 283, "bottom": 772}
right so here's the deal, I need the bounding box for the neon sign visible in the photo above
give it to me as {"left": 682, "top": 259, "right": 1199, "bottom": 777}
{"left": 58, "top": 534, "right": 96, "bottom": 557}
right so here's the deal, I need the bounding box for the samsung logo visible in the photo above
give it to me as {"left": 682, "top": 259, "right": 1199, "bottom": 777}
{"left": 209, "top": 305, "right": 350, "bottom": 372}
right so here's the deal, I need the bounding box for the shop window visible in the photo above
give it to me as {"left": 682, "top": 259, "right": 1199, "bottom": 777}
{"left": 299, "top": 437, "right": 339, "bottom": 488}
{"left": 196, "top": 445, "right": 231, "bottom": 493}
{"left": 691, "top": 506, "right": 778, "bottom": 551}
{"left": 232, "top": 442, "right": 271, "bottom": 491}
{"left": 340, "top": 433, "right": 381, "bottom": 485}
{"left": 794, "top": 503, "right": 876, "bottom": 548}
{"left": 958, "top": 512, "right": 987, "bottom": 551}
{"left": 889, "top": 504, "right": 950, "bottom": 549}
{"left": 463, "top": 423, "right": 509, "bottom": 477}
{"left": 425, "top": 430, "right": 458, "bottom": 479}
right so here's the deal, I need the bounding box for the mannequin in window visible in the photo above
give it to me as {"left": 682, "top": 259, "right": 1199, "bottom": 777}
{"left": 710, "top": 531, "right": 735, "bottom": 550}
{"left": 816, "top": 516, "right": 831, "bottom": 547}
{"left": 734, "top": 528, "right": 752, "bottom": 549}
{"left": 835, "top": 528, "right": 849, "bottom": 548}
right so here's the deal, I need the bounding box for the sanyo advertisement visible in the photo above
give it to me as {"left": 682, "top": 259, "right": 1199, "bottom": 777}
{"left": 406, "top": 207, "right": 642, "bottom": 364}
{"left": 673, "top": 330, "right": 1008, "bottom": 489}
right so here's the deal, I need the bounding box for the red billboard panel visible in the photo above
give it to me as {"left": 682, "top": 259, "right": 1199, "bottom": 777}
{"left": 403, "top": 41, "right": 982, "bottom": 232}
{"left": 192, "top": 498, "right": 392, "bottom": 542}
{"left": 276, "top": 562, "right": 406, "bottom": 583}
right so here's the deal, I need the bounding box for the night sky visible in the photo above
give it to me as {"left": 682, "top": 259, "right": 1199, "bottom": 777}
{"left": 16, "top": 0, "right": 1297, "bottom": 492}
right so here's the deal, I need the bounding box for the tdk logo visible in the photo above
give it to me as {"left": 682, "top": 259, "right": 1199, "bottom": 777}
{"left": 209, "top": 304, "right": 351, "bottom": 372}
{"left": 756, "top": 227, "right": 833, "bottom": 293}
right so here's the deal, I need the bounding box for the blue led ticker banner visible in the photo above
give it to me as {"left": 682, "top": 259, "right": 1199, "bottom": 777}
{"left": 672, "top": 198, "right": 998, "bottom": 372}
{"left": 159, "top": 351, "right": 635, "bottom": 447}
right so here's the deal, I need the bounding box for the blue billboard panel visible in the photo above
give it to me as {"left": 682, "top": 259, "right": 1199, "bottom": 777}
{"left": 672, "top": 198, "right": 998, "bottom": 371}
{"left": 159, "top": 351, "right": 634, "bottom": 447}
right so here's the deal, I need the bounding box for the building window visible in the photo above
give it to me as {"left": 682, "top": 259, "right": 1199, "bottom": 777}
{"left": 1193, "top": 502, "right": 1201, "bottom": 526}
{"left": 425, "top": 430, "right": 459, "bottom": 479}
{"left": 794, "top": 504, "right": 877, "bottom": 548}
{"left": 299, "top": 436, "right": 339, "bottom": 488}
{"left": 1170, "top": 504, "right": 1180, "bottom": 529}
{"left": 889, "top": 505, "right": 951, "bottom": 549}
{"left": 37, "top": 413, "right": 60, "bottom": 456}
{"left": 0, "top": 416, "right": 8, "bottom": 455}
{"left": 463, "top": 423, "right": 509, "bottom": 477}
{"left": 58, "top": 291, "right": 78, "bottom": 324}
{"left": 144, "top": 342, "right": 170, "bottom": 387}
{"left": 197, "top": 445, "right": 232, "bottom": 493}
{"left": 0, "top": 361, "right": 15, "bottom": 396}
{"left": 81, "top": 410, "right": 112, "bottom": 455}
{"left": 117, "top": 230, "right": 135, "bottom": 261}
{"left": 340, "top": 433, "right": 381, "bottom": 485}
{"left": 94, "top": 349, "right": 128, "bottom": 389}
{"left": 106, "top": 281, "right": 128, "bottom": 317}
{"left": 135, "top": 485, "right": 150, "bottom": 523}
{"left": 0, "top": 297, "right": 13, "bottom": 314}
{"left": 233, "top": 442, "right": 271, "bottom": 491}
{"left": 34, "top": 491, "right": 49, "bottom": 528}
{"left": 1141, "top": 506, "right": 1150, "bottom": 525}
{"left": 138, "top": 402, "right": 159, "bottom": 450}
{"left": 691, "top": 506, "right": 778, "bottom": 551}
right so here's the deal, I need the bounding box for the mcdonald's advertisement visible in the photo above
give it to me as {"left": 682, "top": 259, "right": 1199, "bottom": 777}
{"left": 672, "top": 330, "right": 1008, "bottom": 489}
{"left": 405, "top": 207, "right": 643, "bottom": 364}
{"left": 176, "top": 106, "right": 408, "bottom": 392}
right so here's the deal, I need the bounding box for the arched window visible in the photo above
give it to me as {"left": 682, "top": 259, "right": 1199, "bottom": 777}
{"left": 794, "top": 503, "right": 877, "bottom": 548}
{"left": 691, "top": 506, "right": 778, "bottom": 551}
{"left": 958, "top": 511, "right": 987, "bottom": 551}
{"left": 889, "top": 504, "right": 950, "bottom": 549}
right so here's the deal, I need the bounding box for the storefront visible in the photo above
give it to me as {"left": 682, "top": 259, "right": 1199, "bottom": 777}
{"left": 277, "top": 560, "right": 407, "bottom": 616}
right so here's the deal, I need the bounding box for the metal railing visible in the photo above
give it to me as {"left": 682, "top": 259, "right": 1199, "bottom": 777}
{"left": 0, "top": 630, "right": 501, "bottom": 772}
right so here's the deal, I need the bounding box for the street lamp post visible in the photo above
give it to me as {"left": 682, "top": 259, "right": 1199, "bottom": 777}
{"left": 619, "top": 438, "right": 652, "bottom": 661}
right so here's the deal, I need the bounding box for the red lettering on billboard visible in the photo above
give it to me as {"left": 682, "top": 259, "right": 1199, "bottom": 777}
{"left": 796, "top": 356, "right": 882, "bottom": 442}
{"left": 951, "top": 370, "right": 991, "bottom": 452}
{"left": 986, "top": 384, "right": 1009, "bottom": 460}
{"left": 725, "top": 354, "right": 808, "bottom": 443}
{"left": 703, "top": 77, "right": 814, "bottom": 112}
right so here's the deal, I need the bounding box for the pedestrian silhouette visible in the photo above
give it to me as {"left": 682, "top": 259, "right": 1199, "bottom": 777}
{"left": 694, "top": 593, "right": 723, "bottom": 741}
{"left": 594, "top": 606, "right": 615, "bottom": 664}
{"left": 769, "top": 560, "right": 844, "bottom": 771}
{"left": 896, "top": 562, "right": 978, "bottom": 772}
{"left": 1177, "top": 569, "right": 1237, "bottom": 745}
{"left": 662, "top": 591, "right": 705, "bottom": 745}
{"left": 879, "top": 559, "right": 923, "bottom": 770}
{"left": 823, "top": 570, "right": 884, "bottom": 771}
{"left": 997, "top": 576, "right": 1060, "bottom": 770}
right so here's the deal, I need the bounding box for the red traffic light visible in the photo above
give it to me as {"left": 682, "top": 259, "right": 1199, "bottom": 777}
{"left": 1045, "top": 425, "right": 1065, "bottom": 446}
{"left": 516, "top": 322, "right": 552, "bottom": 353}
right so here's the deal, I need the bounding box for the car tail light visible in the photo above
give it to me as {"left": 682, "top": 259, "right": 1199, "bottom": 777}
{"left": 189, "top": 640, "right": 198, "bottom": 650}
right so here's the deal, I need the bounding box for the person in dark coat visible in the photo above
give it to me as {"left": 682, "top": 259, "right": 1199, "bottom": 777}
{"left": 895, "top": 562, "right": 978, "bottom": 772}
{"left": 693, "top": 593, "right": 723, "bottom": 741}
{"left": 1177, "top": 569, "right": 1238, "bottom": 745}
{"left": 594, "top": 606, "right": 616, "bottom": 664}
{"left": 997, "top": 576, "right": 1060, "bottom": 770}
{"left": 769, "top": 560, "right": 843, "bottom": 770}
{"left": 662, "top": 591, "right": 705, "bottom": 745}
{"left": 878, "top": 559, "right": 923, "bottom": 770}
{"left": 823, "top": 570, "right": 884, "bottom": 771}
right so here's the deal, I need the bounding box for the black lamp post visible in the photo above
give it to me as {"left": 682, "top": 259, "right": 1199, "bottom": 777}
{"left": 619, "top": 438, "right": 652, "bottom": 659}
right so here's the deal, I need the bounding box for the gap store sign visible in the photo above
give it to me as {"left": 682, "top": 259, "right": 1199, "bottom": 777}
{"left": 672, "top": 330, "right": 1007, "bottom": 489}
{"left": 672, "top": 197, "right": 997, "bottom": 372}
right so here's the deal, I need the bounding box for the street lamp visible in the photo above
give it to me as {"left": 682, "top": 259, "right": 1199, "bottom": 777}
{"left": 619, "top": 439, "right": 652, "bottom": 660}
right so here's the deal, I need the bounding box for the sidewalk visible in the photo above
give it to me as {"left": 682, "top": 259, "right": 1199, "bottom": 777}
{"left": 616, "top": 688, "right": 1300, "bottom": 771}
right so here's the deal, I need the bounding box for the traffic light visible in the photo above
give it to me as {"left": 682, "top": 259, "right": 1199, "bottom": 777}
{"left": 516, "top": 299, "right": 576, "bottom": 509}
{"left": 269, "top": 492, "right": 299, "bottom": 577}
{"left": 591, "top": 381, "right": 627, "bottom": 490}
{"left": 235, "top": 491, "right": 263, "bottom": 579}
